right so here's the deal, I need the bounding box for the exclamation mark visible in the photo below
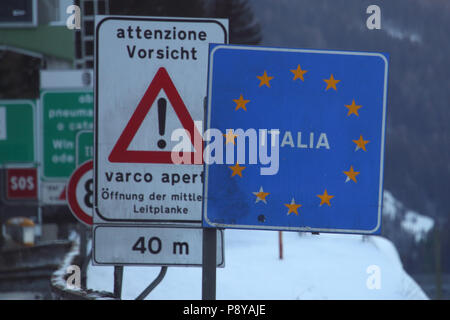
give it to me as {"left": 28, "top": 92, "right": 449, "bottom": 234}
{"left": 157, "top": 97, "right": 167, "bottom": 149}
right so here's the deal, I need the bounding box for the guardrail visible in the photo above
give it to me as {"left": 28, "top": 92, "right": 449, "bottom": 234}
{"left": 50, "top": 237, "right": 117, "bottom": 300}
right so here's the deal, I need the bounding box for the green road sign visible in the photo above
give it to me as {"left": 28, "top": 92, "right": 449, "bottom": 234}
{"left": 76, "top": 130, "right": 93, "bottom": 166}
{"left": 0, "top": 100, "right": 35, "bottom": 165}
{"left": 41, "top": 91, "right": 93, "bottom": 179}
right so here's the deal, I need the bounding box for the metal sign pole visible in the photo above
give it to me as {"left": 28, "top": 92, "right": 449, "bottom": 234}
{"left": 113, "top": 266, "right": 123, "bottom": 299}
{"left": 202, "top": 228, "right": 217, "bottom": 300}
{"left": 278, "top": 231, "right": 283, "bottom": 260}
{"left": 135, "top": 266, "right": 168, "bottom": 300}
{"left": 79, "top": 225, "right": 88, "bottom": 288}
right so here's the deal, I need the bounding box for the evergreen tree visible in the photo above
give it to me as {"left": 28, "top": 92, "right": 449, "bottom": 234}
{"left": 109, "top": 0, "right": 261, "bottom": 45}
{"left": 109, "top": 0, "right": 206, "bottom": 18}
{"left": 208, "top": 0, "right": 261, "bottom": 44}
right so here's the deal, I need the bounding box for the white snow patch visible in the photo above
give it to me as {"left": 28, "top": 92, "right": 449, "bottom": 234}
{"left": 382, "top": 190, "right": 398, "bottom": 220}
{"left": 383, "top": 22, "right": 422, "bottom": 44}
{"left": 88, "top": 230, "right": 428, "bottom": 300}
{"left": 401, "top": 210, "right": 434, "bottom": 242}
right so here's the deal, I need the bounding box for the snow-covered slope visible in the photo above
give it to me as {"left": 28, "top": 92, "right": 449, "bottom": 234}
{"left": 88, "top": 229, "right": 428, "bottom": 300}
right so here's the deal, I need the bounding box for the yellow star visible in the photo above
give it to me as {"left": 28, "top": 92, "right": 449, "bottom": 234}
{"left": 317, "top": 189, "right": 334, "bottom": 206}
{"left": 284, "top": 198, "right": 302, "bottom": 215}
{"left": 253, "top": 186, "right": 270, "bottom": 204}
{"left": 229, "top": 162, "right": 246, "bottom": 177}
{"left": 323, "top": 74, "right": 340, "bottom": 91}
{"left": 233, "top": 94, "right": 250, "bottom": 111}
{"left": 352, "top": 135, "right": 370, "bottom": 151}
{"left": 290, "top": 64, "right": 308, "bottom": 81}
{"left": 345, "top": 100, "right": 363, "bottom": 116}
{"left": 223, "top": 129, "right": 238, "bottom": 145}
{"left": 343, "top": 165, "right": 360, "bottom": 183}
{"left": 257, "top": 70, "right": 274, "bottom": 88}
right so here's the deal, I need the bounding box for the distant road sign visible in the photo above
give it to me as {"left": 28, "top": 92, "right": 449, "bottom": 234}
{"left": 94, "top": 16, "right": 228, "bottom": 224}
{"left": 0, "top": 100, "right": 35, "bottom": 165}
{"left": 41, "top": 181, "right": 66, "bottom": 205}
{"left": 76, "top": 130, "right": 93, "bottom": 166}
{"left": 41, "top": 90, "right": 93, "bottom": 180}
{"left": 0, "top": 0, "right": 37, "bottom": 28}
{"left": 6, "top": 167, "right": 37, "bottom": 200}
{"left": 93, "top": 225, "right": 224, "bottom": 267}
{"left": 203, "top": 45, "right": 388, "bottom": 234}
{"left": 67, "top": 160, "right": 93, "bottom": 226}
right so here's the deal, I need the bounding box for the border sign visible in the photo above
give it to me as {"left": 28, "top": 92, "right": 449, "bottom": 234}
{"left": 67, "top": 160, "right": 93, "bottom": 226}
{"left": 203, "top": 44, "right": 388, "bottom": 234}
{"left": 94, "top": 16, "right": 228, "bottom": 224}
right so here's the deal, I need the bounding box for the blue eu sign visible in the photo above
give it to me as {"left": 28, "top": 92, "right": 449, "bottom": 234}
{"left": 203, "top": 44, "right": 388, "bottom": 234}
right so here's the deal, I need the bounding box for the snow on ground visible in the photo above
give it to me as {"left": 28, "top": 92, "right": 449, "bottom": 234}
{"left": 88, "top": 229, "right": 428, "bottom": 300}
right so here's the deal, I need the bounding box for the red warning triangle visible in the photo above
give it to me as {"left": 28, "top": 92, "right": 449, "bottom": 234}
{"left": 59, "top": 185, "right": 66, "bottom": 200}
{"left": 108, "top": 67, "right": 203, "bottom": 164}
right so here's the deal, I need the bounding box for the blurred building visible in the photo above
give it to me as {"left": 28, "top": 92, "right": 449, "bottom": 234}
{"left": 0, "top": 0, "right": 109, "bottom": 71}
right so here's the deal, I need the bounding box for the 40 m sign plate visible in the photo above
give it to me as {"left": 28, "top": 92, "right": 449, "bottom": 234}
{"left": 93, "top": 226, "right": 224, "bottom": 267}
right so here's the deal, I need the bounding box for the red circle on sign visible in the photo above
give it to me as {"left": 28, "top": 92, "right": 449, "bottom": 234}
{"left": 67, "top": 160, "right": 93, "bottom": 226}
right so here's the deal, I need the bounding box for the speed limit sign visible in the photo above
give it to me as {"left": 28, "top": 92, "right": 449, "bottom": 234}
{"left": 67, "top": 160, "right": 93, "bottom": 226}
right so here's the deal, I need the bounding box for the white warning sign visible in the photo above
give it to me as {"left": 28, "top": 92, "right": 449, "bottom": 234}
{"left": 94, "top": 16, "right": 228, "bottom": 224}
